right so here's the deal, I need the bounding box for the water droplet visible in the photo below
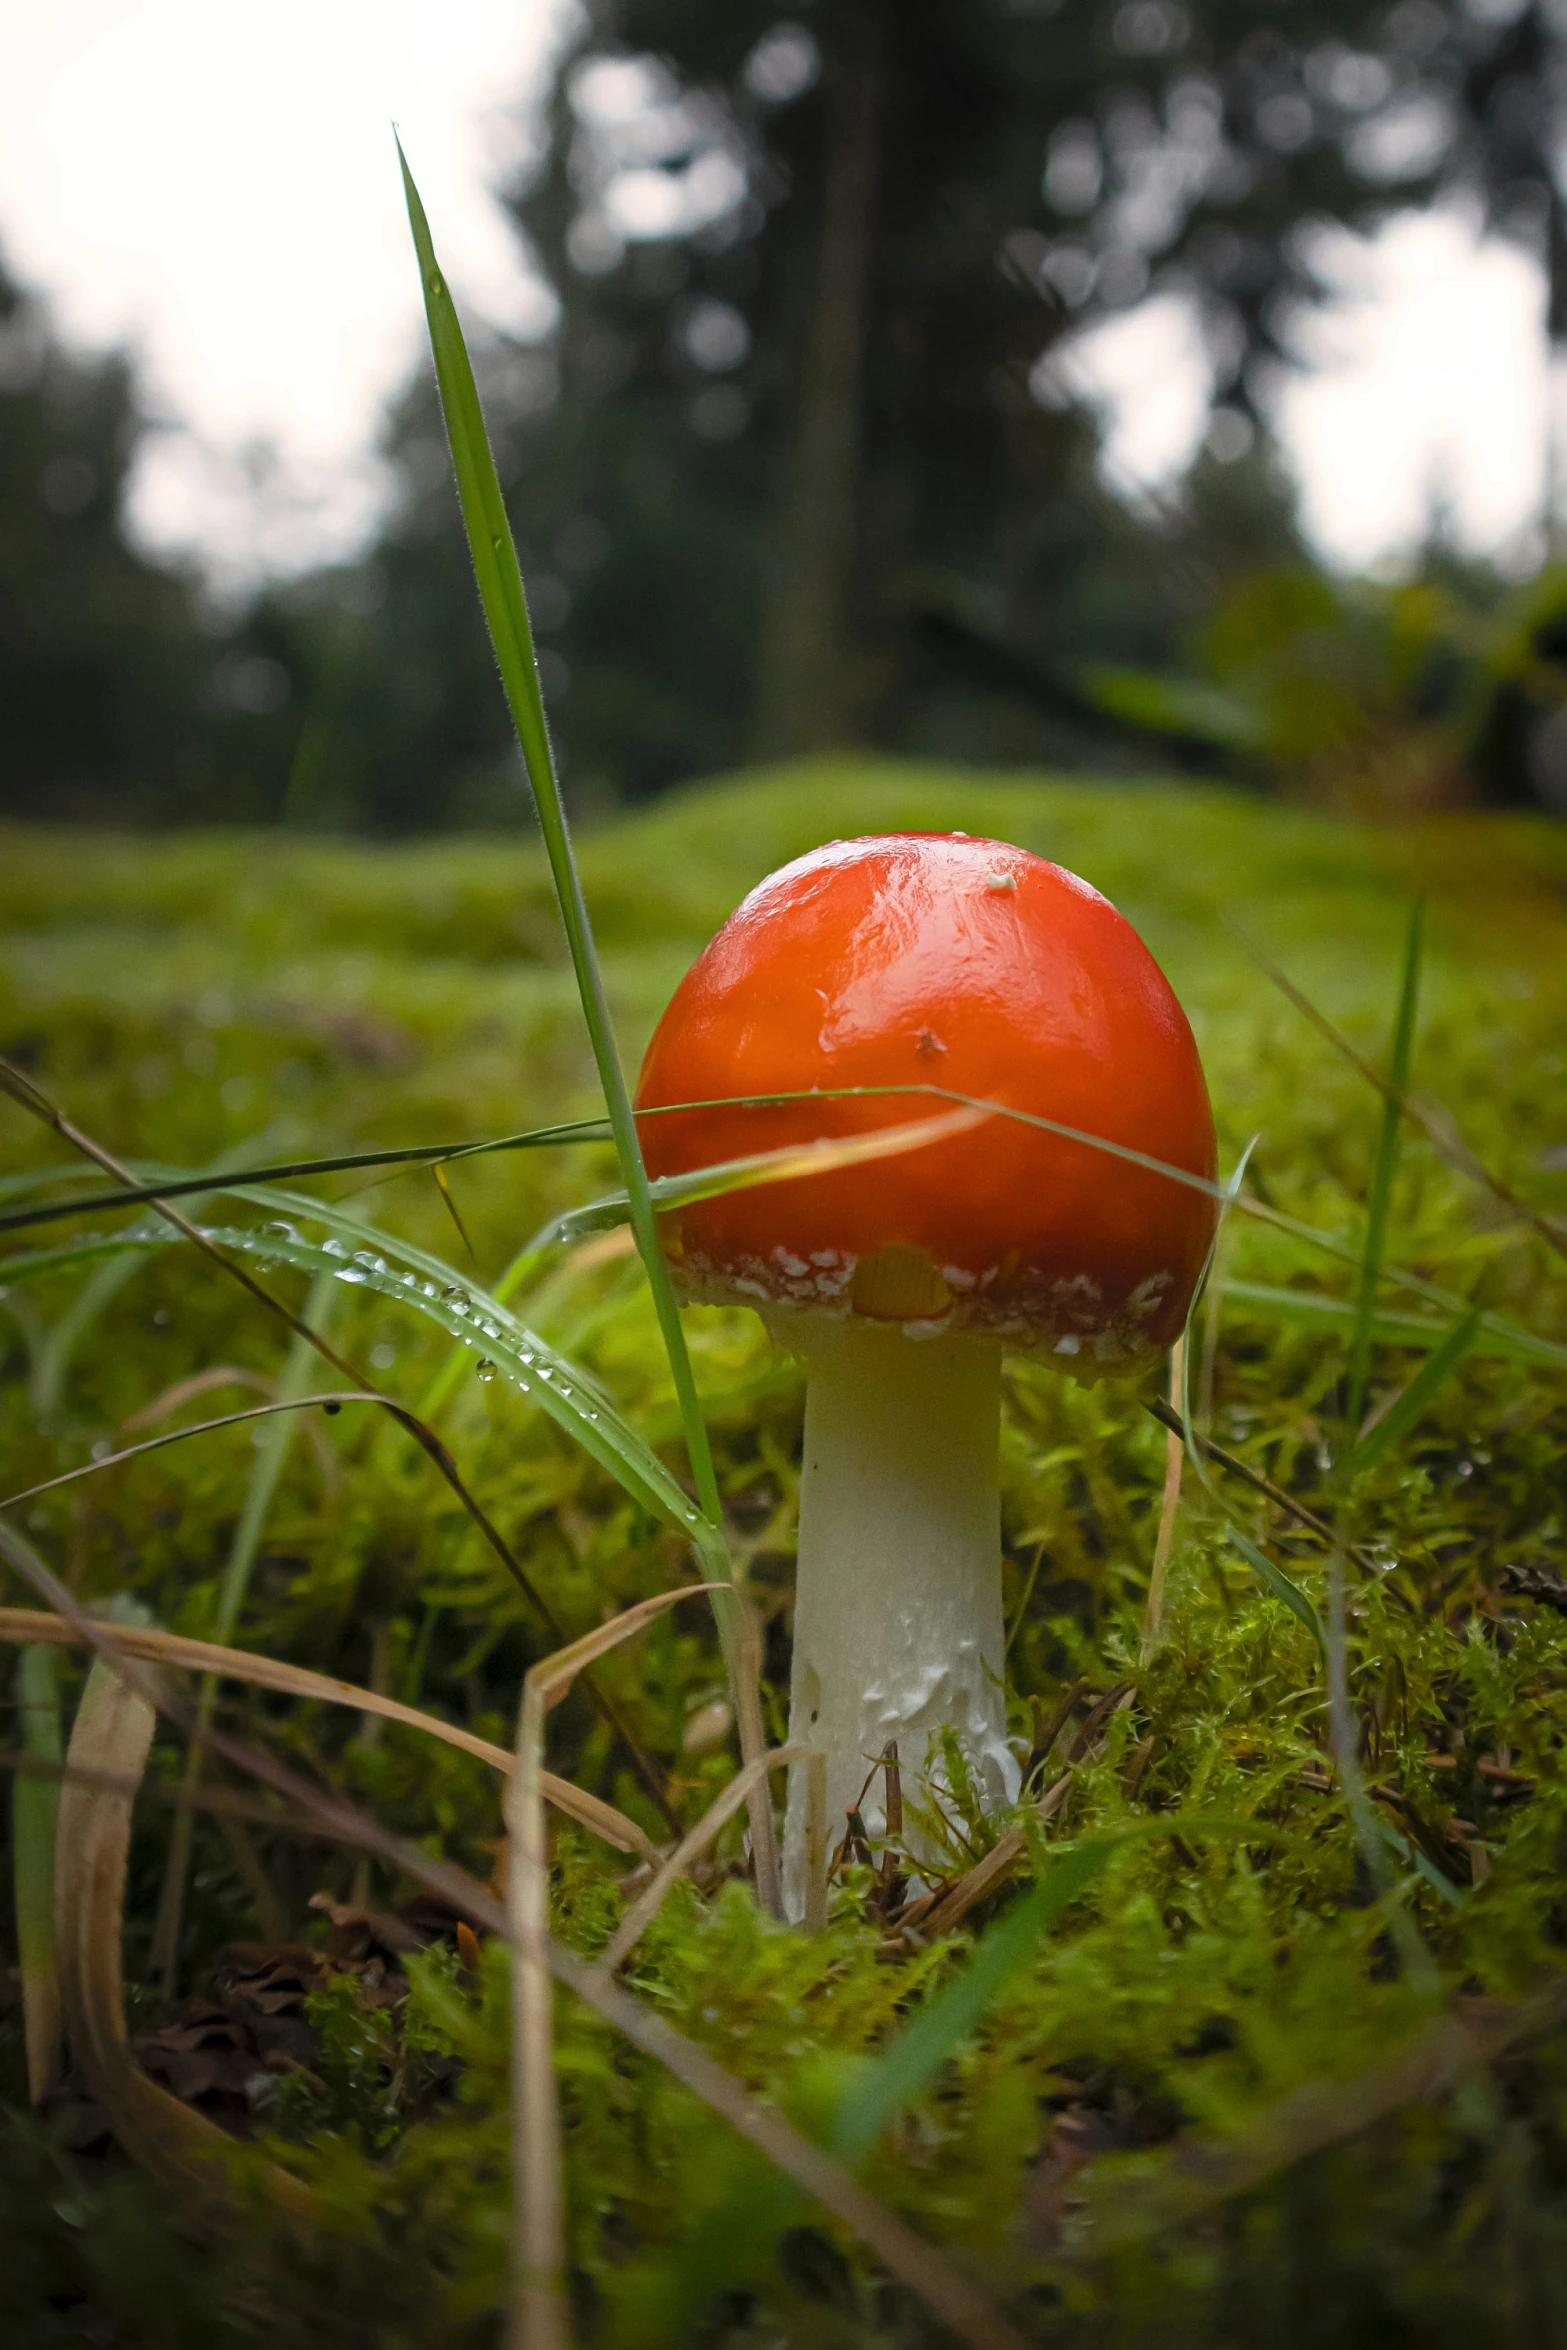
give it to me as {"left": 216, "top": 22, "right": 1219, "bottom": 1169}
{"left": 538, "top": 1365, "right": 553, "bottom": 1381}
{"left": 263, "top": 1219, "right": 300, "bottom": 1243}
{"left": 519, "top": 1351, "right": 535, "bottom": 1366}
{"left": 323, "top": 1236, "right": 347, "bottom": 1257}
{"left": 335, "top": 1265, "right": 367, "bottom": 1284}
{"left": 475, "top": 1358, "right": 496, "bottom": 1383}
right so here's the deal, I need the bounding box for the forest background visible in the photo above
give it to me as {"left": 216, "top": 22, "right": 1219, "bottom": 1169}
{"left": 11, "top": 0, "right": 1567, "bottom": 831}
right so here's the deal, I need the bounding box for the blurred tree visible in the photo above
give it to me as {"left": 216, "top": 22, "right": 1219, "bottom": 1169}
{"left": 318, "top": 0, "right": 1567, "bottom": 818}
{"left": 14, "top": 6, "right": 1567, "bottom": 829}
{"left": 0, "top": 254, "right": 236, "bottom": 823}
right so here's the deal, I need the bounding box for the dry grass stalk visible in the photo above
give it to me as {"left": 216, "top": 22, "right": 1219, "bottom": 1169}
{"left": 589, "top": 1740, "right": 821, "bottom": 1983}
{"left": 507, "top": 1584, "right": 725, "bottom": 2350}
{"left": 54, "top": 1655, "right": 317, "bottom": 2232}
{"left": 0, "top": 1606, "right": 660, "bottom": 1867}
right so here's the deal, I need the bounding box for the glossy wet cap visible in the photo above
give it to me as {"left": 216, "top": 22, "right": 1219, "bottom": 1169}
{"left": 635, "top": 833, "right": 1218, "bottom": 1369}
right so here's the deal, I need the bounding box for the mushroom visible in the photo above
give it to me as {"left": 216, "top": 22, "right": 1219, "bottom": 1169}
{"left": 636, "top": 833, "right": 1217, "bottom": 1913}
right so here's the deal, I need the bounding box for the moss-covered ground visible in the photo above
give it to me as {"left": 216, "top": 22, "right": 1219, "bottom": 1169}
{"left": 1, "top": 759, "right": 1565, "bottom": 2346}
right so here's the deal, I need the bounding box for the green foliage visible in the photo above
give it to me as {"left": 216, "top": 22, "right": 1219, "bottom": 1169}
{"left": 1083, "top": 560, "right": 1567, "bottom": 811}
{"left": 0, "top": 766, "right": 1565, "bottom": 2341}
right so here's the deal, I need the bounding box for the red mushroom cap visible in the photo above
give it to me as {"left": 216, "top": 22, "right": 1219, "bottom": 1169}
{"left": 635, "top": 833, "right": 1219, "bottom": 1369}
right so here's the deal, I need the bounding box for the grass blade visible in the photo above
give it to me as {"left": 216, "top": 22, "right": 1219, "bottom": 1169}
{"left": 0, "top": 1120, "right": 616, "bottom": 1242}
{"left": 530, "top": 1104, "right": 988, "bottom": 1253}
{"left": 831, "top": 1838, "right": 1118, "bottom": 2164}
{"left": 1, "top": 1221, "right": 710, "bottom": 1545}
{"left": 1340, "top": 1307, "right": 1484, "bottom": 1481}
{"left": 1346, "top": 903, "right": 1424, "bottom": 1439}
{"left": 1171, "top": 1149, "right": 1328, "bottom": 1654}
{"left": 398, "top": 145, "right": 780, "bottom": 1906}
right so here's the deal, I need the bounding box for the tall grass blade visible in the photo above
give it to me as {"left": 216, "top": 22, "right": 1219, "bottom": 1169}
{"left": 397, "top": 143, "right": 778, "bottom": 1903}
{"left": 13, "top": 1641, "right": 62, "bottom": 2101}
{"left": 1346, "top": 902, "right": 1424, "bottom": 1439}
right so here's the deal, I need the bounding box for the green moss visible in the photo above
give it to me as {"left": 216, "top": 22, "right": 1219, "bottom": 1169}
{"left": 1, "top": 765, "right": 1565, "bottom": 2343}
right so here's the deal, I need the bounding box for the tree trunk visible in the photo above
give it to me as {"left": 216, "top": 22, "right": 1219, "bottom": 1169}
{"left": 752, "top": 1, "right": 883, "bottom": 757}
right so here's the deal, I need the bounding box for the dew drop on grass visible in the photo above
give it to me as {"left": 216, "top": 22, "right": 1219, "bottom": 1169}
{"left": 262, "top": 1219, "right": 301, "bottom": 1243}
{"left": 475, "top": 1359, "right": 496, "bottom": 1383}
{"left": 335, "top": 1265, "right": 367, "bottom": 1283}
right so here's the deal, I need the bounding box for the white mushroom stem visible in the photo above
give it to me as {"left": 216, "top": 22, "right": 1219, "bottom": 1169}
{"left": 780, "top": 1319, "right": 1019, "bottom": 1919}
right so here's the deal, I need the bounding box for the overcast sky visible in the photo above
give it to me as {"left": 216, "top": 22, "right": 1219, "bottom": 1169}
{"left": 0, "top": 0, "right": 1558, "bottom": 591}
